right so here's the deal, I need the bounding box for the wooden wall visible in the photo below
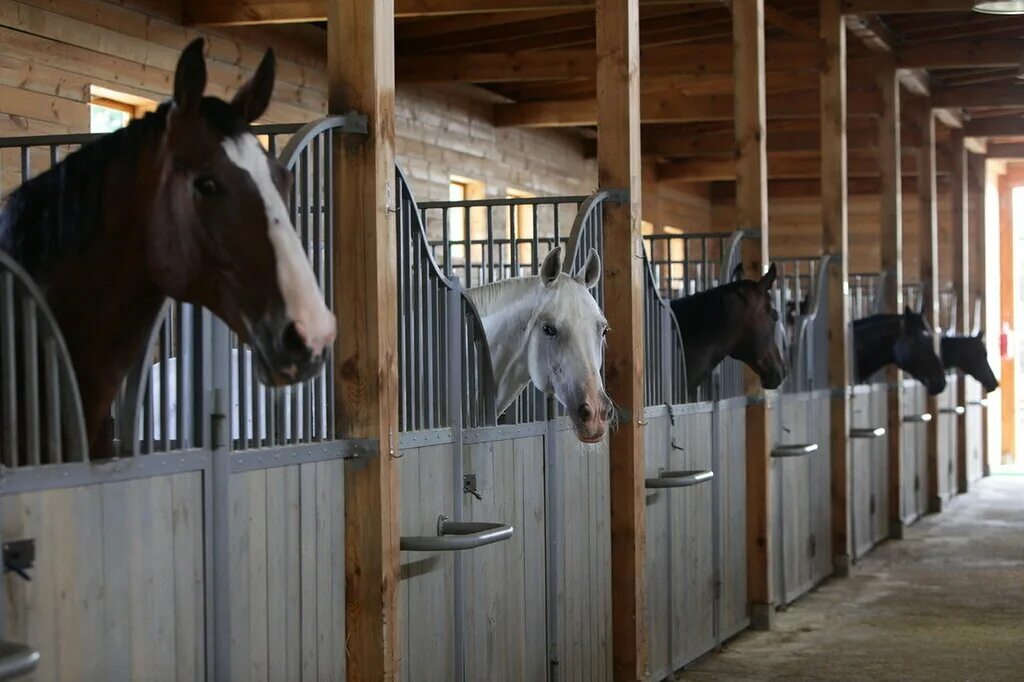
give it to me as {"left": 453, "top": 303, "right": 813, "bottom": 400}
{"left": 0, "top": 0, "right": 711, "bottom": 232}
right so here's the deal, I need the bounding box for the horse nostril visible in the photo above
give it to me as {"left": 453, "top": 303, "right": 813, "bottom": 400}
{"left": 282, "top": 322, "right": 308, "bottom": 356}
{"left": 578, "top": 403, "right": 593, "bottom": 423}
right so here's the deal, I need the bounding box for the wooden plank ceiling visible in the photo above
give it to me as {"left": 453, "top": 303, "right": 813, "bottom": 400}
{"left": 185, "top": 0, "right": 1024, "bottom": 180}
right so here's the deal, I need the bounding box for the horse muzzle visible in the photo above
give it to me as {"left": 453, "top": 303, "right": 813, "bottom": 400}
{"left": 250, "top": 318, "right": 333, "bottom": 387}
{"left": 571, "top": 397, "right": 611, "bottom": 444}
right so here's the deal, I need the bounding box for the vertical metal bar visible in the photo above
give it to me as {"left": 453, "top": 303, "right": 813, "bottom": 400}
{"left": 210, "top": 318, "right": 232, "bottom": 681}
{"left": 22, "top": 298, "right": 40, "bottom": 466}
{"left": 487, "top": 208, "right": 495, "bottom": 284}
{"left": 0, "top": 273, "right": 17, "bottom": 467}
{"left": 325, "top": 130, "right": 336, "bottom": 440}
{"left": 43, "top": 338, "right": 62, "bottom": 464}
{"left": 312, "top": 135, "right": 324, "bottom": 441}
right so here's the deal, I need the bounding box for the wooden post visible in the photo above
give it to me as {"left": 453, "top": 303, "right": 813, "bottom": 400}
{"left": 877, "top": 55, "right": 905, "bottom": 538}
{"left": 918, "top": 106, "right": 942, "bottom": 513}
{"left": 969, "top": 154, "right": 989, "bottom": 476}
{"left": 734, "top": 0, "right": 774, "bottom": 630}
{"left": 951, "top": 129, "right": 970, "bottom": 494}
{"left": 596, "top": 0, "right": 646, "bottom": 677}
{"left": 998, "top": 173, "right": 1015, "bottom": 466}
{"left": 821, "top": 0, "right": 851, "bottom": 576}
{"left": 328, "top": 1, "right": 400, "bottom": 679}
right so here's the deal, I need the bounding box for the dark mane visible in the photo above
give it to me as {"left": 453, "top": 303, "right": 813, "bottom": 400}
{"left": 669, "top": 280, "right": 749, "bottom": 329}
{"left": 0, "top": 97, "right": 248, "bottom": 286}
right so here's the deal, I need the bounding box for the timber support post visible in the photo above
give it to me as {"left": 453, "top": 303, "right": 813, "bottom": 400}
{"left": 821, "top": 0, "right": 852, "bottom": 577}
{"left": 919, "top": 105, "right": 942, "bottom": 514}
{"left": 734, "top": 0, "right": 775, "bottom": 631}
{"left": 951, "top": 128, "right": 970, "bottom": 494}
{"left": 596, "top": 0, "right": 647, "bottom": 677}
{"left": 329, "top": 0, "right": 401, "bottom": 679}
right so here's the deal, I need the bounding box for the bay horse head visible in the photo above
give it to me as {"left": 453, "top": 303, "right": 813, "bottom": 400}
{"left": 531, "top": 246, "right": 612, "bottom": 443}
{"left": 154, "top": 39, "right": 336, "bottom": 385}
{"left": 0, "top": 38, "right": 335, "bottom": 453}
{"left": 941, "top": 332, "right": 998, "bottom": 392}
{"left": 893, "top": 306, "right": 947, "bottom": 395}
{"left": 725, "top": 263, "right": 787, "bottom": 389}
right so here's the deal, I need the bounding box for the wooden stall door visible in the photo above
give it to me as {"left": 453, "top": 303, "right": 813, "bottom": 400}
{"left": 849, "top": 389, "right": 874, "bottom": 559}
{"left": 717, "top": 403, "right": 749, "bottom": 641}
{"left": 869, "top": 385, "right": 891, "bottom": 547}
{"left": 964, "top": 378, "right": 985, "bottom": 486}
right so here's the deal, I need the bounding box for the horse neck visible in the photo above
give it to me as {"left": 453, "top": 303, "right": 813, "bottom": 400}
{"left": 853, "top": 315, "right": 899, "bottom": 381}
{"left": 19, "top": 120, "right": 170, "bottom": 451}
{"left": 940, "top": 336, "right": 967, "bottom": 371}
{"left": 466, "top": 277, "right": 542, "bottom": 413}
{"left": 673, "top": 292, "right": 739, "bottom": 390}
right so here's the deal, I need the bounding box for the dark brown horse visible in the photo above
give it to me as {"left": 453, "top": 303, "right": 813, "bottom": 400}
{"left": 852, "top": 307, "right": 946, "bottom": 394}
{"left": 941, "top": 333, "right": 998, "bottom": 391}
{"left": 0, "top": 39, "right": 335, "bottom": 454}
{"left": 670, "top": 263, "right": 787, "bottom": 395}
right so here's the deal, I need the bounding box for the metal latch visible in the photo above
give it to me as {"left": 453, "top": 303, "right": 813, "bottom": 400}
{"left": 808, "top": 533, "right": 817, "bottom": 558}
{"left": 870, "top": 494, "right": 876, "bottom": 516}
{"left": 463, "top": 474, "right": 483, "bottom": 501}
{"left": 3, "top": 539, "right": 35, "bottom": 581}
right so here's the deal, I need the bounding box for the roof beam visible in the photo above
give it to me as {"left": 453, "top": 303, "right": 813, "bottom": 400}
{"left": 396, "top": 42, "right": 822, "bottom": 82}
{"left": 841, "top": 0, "right": 975, "bottom": 12}
{"left": 185, "top": 0, "right": 715, "bottom": 25}
{"left": 640, "top": 125, "right": 892, "bottom": 156}
{"left": 988, "top": 142, "right": 1024, "bottom": 158}
{"left": 657, "top": 150, "right": 933, "bottom": 181}
{"left": 496, "top": 88, "right": 881, "bottom": 126}
{"left": 898, "top": 40, "right": 1024, "bottom": 70}
{"left": 764, "top": 4, "right": 818, "bottom": 41}
{"left": 964, "top": 116, "right": 1024, "bottom": 136}
{"left": 932, "top": 85, "right": 1024, "bottom": 109}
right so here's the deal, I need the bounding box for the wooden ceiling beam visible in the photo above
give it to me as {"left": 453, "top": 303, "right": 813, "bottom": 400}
{"left": 185, "top": 0, "right": 718, "bottom": 25}
{"left": 841, "top": 0, "right": 975, "bottom": 13}
{"left": 640, "top": 125, "right": 891, "bottom": 157}
{"left": 764, "top": 4, "right": 819, "bottom": 41}
{"left": 495, "top": 88, "right": 882, "bottom": 126}
{"left": 397, "top": 49, "right": 593, "bottom": 82}
{"left": 932, "top": 85, "right": 1024, "bottom": 109}
{"left": 898, "top": 40, "right": 1024, "bottom": 70}
{"left": 964, "top": 116, "right": 1024, "bottom": 136}
{"left": 988, "top": 142, "right": 1024, "bottom": 157}
{"left": 657, "top": 150, "right": 940, "bottom": 182}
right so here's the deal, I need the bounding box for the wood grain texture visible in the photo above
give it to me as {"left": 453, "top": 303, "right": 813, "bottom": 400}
{"left": 595, "top": 0, "right": 645, "bottom": 677}
{"left": 950, "top": 129, "right": 970, "bottom": 495}
{"left": 821, "top": 0, "right": 851, "bottom": 574}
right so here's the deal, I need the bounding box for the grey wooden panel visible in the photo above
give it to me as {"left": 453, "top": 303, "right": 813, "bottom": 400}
{"left": 2, "top": 473, "right": 205, "bottom": 682}
{"left": 849, "top": 390, "right": 873, "bottom": 560}
{"left": 964, "top": 378, "right": 984, "bottom": 485}
{"left": 913, "top": 383, "right": 930, "bottom": 517}
{"left": 643, "top": 415, "right": 672, "bottom": 680}
{"left": 462, "top": 436, "right": 546, "bottom": 682}
{"left": 717, "top": 405, "right": 748, "bottom": 641}
{"left": 672, "top": 411, "right": 715, "bottom": 666}
{"left": 869, "top": 385, "right": 890, "bottom": 547}
{"left": 228, "top": 460, "right": 345, "bottom": 682}
{"left": 398, "top": 445, "right": 456, "bottom": 682}
{"left": 936, "top": 377, "right": 957, "bottom": 503}
{"left": 901, "top": 383, "right": 920, "bottom": 522}
{"left": 555, "top": 431, "right": 611, "bottom": 682}
{"left": 774, "top": 398, "right": 814, "bottom": 604}
{"left": 810, "top": 394, "right": 832, "bottom": 583}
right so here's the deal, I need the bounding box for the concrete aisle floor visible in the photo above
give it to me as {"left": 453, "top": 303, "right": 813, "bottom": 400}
{"left": 683, "top": 475, "right": 1024, "bottom": 681}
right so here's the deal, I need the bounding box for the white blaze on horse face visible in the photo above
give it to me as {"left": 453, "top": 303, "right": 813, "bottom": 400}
{"left": 221, "top": 134, "right": 336, "bottom": 358}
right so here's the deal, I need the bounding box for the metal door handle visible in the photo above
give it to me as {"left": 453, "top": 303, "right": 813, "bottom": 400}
{"left": 903, "top": 413, "right": 932, "bottom": 423}
{"left": 967, "top": 399, "right": 988, "bottom": 408}
{"left": 771, "top": 443, "right": 819, "bottom": 458}
{"left": 0, "top": 640, "right": 39, "bottom": 680}
{"left": 401, "top": 514, "right": 513, "bottom": 552}
{"left": 645, "top": 469, "right": 714, "bottom": 489}
{"left": 850, "top": 427, "right": 886, "bottom": 439}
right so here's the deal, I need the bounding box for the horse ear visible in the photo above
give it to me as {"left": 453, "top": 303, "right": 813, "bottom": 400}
{"left": 576, "top": 248, "right": 601, "bottom": 289}
{"left": 540, "top": 246, "right": 563, "bottom": 288}
{"left": 759, "top": 263, "right": 777, "bottom": 290}
{"left": 731, "top": 262, "right": 744, "bottom": 282}
{"left": 904, "top": 305, "right": 914, "bottom": 317}
{"left": 232, "top": 48, "right": 276, "bottom": 124}
{"left": 173, "top": 38, "right": 207, "bottom": 114}
{"left": 976, "top": 328, "right": 985, "bottom": 341}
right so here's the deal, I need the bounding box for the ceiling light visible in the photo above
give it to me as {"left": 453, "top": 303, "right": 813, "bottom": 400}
{"left": 973, "top": 1, "right": 1024, "bottom": 14}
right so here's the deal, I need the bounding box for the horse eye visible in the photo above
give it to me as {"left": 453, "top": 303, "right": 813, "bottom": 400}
{"left": 193, "top": 176, "right": 221, "bottom": 197}
{"left": 542, "top": 323, "right": 557, "bottom": 337}
{"left": 602, "top": 326, "right": 609, "bottom": 337}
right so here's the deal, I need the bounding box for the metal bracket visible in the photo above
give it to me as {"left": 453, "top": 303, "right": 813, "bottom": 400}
{"left": 602, "top": 188, "right": 630, "bottom": 204}
{"left": 337, "top": 110, "right": 369, "bottom": 135}
{"left": 463, "top": 474, "right": 483, "bottom": 501}
{"left": 3, "top": 539, "right": 35, "bottom": 582}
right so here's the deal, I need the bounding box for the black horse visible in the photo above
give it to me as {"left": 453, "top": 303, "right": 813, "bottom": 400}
{"left": 670, "top": 263, "right": 787, "bottom": 396}
{"left": 852, "top": 307, "right": 947, "bottom": 395}
{"left": 941, "top": 333, "right": 999, "bottom": 392}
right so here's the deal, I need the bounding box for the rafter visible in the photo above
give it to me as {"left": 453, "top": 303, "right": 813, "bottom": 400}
{"left": 987, "top": 142, "right": 1024, "bottom": 158}
{"left": 964, "top": 116, "right": 1024, "bottom": 136}
{"left": 898, "top": 40, "right": 1024, "bottom": 70}
{"left": 932, "top": 85, "right": 1024, "bottom": 109}
{"left": 841, "top": 0, "right": 975, "bottom": 12}
{"left": 657, "top": 149, "right": 942, "bottom": 182}
{"left": 494, "top": 89, "right": 882, "bottom": 127}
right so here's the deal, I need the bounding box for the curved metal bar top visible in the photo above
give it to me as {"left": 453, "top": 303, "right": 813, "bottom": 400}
{"left": 968, "top": 399, "right": 989, "bottom": 408}
{"left": 940, "top": 405, "right": 966, "bottom": 415}
{"left": 770, "top": 443, "right": 819, "bottom": 458}
{"left": 400, "top": 514, "right": 514, "bottom": 552}
{"left": 645, "top": 469, "right": 714, "bottom": 489}
{"left": 850, "top": 427, "right": 886, "bottom": 439}
{"left": 903, "top": 413, "right": 933, "bottom": 423}
{"left": 0, "top": 640, "right": 39, "bottom": 680}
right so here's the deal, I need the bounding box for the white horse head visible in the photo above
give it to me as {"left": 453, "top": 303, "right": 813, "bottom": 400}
{"left": 469, "top": 245, "right": 612, "bottom": 443}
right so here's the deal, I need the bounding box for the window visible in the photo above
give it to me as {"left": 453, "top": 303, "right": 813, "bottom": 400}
{"left": 506, "top": 188, "right": 536, "bottom": 270}
{"left": 88, "top": 86, "right": 157, "bottom": 133}
{"left": 448, "top": 179, "right": 469, "bottom": 263}
{"left": 446, "top": 177, "right": 486, "bottom": 272}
